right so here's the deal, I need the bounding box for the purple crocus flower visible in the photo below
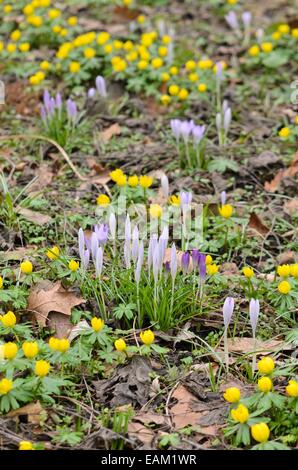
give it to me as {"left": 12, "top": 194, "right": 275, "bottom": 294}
{"left": 124, "top": 240, "right": 131, "bottom": 269}
{"left": 224, "top": 107, "right": 232, "bottom": 134}
{"left": 125, "top": 214, "right": 131, "bottom": 245}
{"left": 95, "top": 247, "right": 103, "bottom": 278}
{"left": 95, "top": 75, "right": 107, "bottom": 98}
{"left": 180, "top": 191, "right": 192, "bottom": 207}
{"left": 192, "top": 125, "right": 206, "bottom": 146}
{"left": 215, "top": 61, "right": 223, "bottom": 82}
{"left": 221, "top": 191, "right": 227, "bottom": 205}
{"left": 242, "top": 11, "right": 252, "bottom": 29}
{"left": 152, "top": 245, "right": 161, "bottom": 282}
{"left": 78, "top": 228, "right": 85, "bottom": 263}
{"left": 131, "top": 226, "right": 139, "bottom": 263}
{"left": 109, "top": 213, "right": 116, "bottom": 240}
{"left": 181, "top": 251, "right": 190, "bottom": 274}
{"left": 199, "top": 254, "right": 206, "bottom": 281}
{"left": 225, "top": 11, "right": 239, "bottom": 30}
{"left": 192, "top": 249, "right": 201, "bottom": 269}
{"left": 161, "top": 174, "right": 169, "bottom": 200}
{"left": 43, "top": 90, "right": 51, "bottom": 111}
{"left": 135, "top": 240, "right": 144, "bottom": 284}
{"left": 170, "top": 243, "right": 177, "bottom": 280}
{"left": 40, "top": 105, "right": 47, "bottom": 122}
{"left": 66, "top": 98, "right": 77, "bottom": 121}
{"left": 223, "top": 297, "right": 235, "bottom": 330}
{"left": 171, "top": 119, "right": 182, "bottom": 141}
{"left": 216, "top": 113, "right": 222, "bottom": 133}
{"left": 83, "top": 249, "right": 90, "bottom": 270}
{"left": 249, "top": 298, "right": 260, "bottom": 337}
{"left": 88, "top": 88, "right": 96, "bottom": 99}
{"left": 55, "top": 92, "right": 62, "bottom": 109}
{"left": 180, "top": 120, "right": 193, "bottom": 144}
{"left": 94, "top": 224, "right": 109, "bottom": 246}
{"left": 91, "top": 232, "right": 99, "bottom": 261}
{"left": 148, "top": 234, "right": 158, "bottom": 269}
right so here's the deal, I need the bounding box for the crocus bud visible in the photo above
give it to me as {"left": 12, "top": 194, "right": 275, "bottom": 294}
{"left": 132, "top": 226, "right": 139, "bottom": 263}
{"left": 192, "top": 125, "right": 206, "bottom": 146}
{"left": 148, "top": 234, "right": 158, "bottom": 268}
{"left": 96, "top": 75, "right": 107, "bottom": 98}
{"left": 220, "top": 191, "right": 227, "bottom": 205}
{"left": 215, "top": 61, "right": 223, "bottom": 82}
{"left": 91, "top": 232, "right": 99, "bottom": 261}
{"left": 225, "top": 11, "right": 239, "bottom": 30}
{"left": 55, "top": 92, "right": 62, "bottom": 109}
{"left": 109, "top": 213, "right": 116, "bottom": 240}
{"left": 83, "top": 249, "right": 90, "bottom": 270}
{"left": 223, "top": 297, "right": 234, "bottom": 329}
{"left": 161, "top": 174, "right": 169, "bottom": 200}
{"left": 216, "top": 113, "right": 222, "bottom": 133}
{"left": 224, "top": 107, "right": 232, "bottom": 134}
{"left": 170, "top": 243, "right": 177, "bottom": 280}
{"left": 180, "top": 120, "right": 192, "bottom": 143}
{"left": 88, "top": 88, "right": 96, "bottom": 98}
{"left": 199, "top": 254, "right": 206, "bottom": 281}
{"left": 242, "top": 11, "right": 252, "bottom": 29}
{"left": 170, "top": 119, "right": 181, "bottom": 141}
{"left": 78, "top": 228, "right": 85, "bottom": 263}
{"left": 249, "top": 298, "right": 260, "bottom": 337}
{"left": 192, "top": 249, "right": 201, "bottom": 269}
{"left": 43, "top": 89, "right": 51, "bottom": 111}
{"left": 124, "top": 240, "right": 131, "bottom": 269}
{"left": 153, "top": 245, "right": 160, "bottom": 283}
{"left": 180, "top": 191, "right": 192, "bottom": 207}
{"left": 95, "top": 247, "right": 103, "bottom": 278}
{"left": 181, "top": 252, "right": 190, "bottom": 274}
{"left": 125, "top": 214, "right": 131, "bottom": 245}
{"left": 135, "top": 241, "right": 144, "bottom": 284}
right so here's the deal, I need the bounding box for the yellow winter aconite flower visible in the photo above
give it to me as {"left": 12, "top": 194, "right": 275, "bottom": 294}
{"left": 160, "top": 94, "right": 171, "bottom": 105}
{"left": 22, "top": 341, "right": 39, "bottom": 359}
{"left": 278, "top": 280, "right": 291, "bottom": 295}
{"left": 138, "top": 60, "right": 148, "bottom": 70}
{"left": 7, "top": 43, "right": 16, "bottom": 54}
{"left": 168, "top": 84, "right": 179, "bottom": 96}
{"left": 116, "top": 173, "right": 127, "bottom": 187}
{"left": 289, "top": 264, "right": 298, "bottom": 278}
{"left": 10, "top": 30, "right": 21, "bottom": 41}
{"left": 277, "top": 264, "right": 290, "bottom": 278}
{"left": 151, "top": 57, "right": 163, "bottom": 69}
{"left": 110, "top": 168, "right": 124, "bottom": 182}
{"left": 91, "top": 317, "right": 104, "bottom": 332}
{"left": 27, "top": 15, "right": 43, "bottom": 27}
{"left": 258, "top": 376, "right": 273, "bottom": 393}
{"left": 242, "top": 267, "right": 254, "bottom": 278}
{"left": 207, "top": 264, "right": 219, "bottom": 275}
{"left": 286, "top": 380, "right": 298, "bottom": 397}
{"left": 84, "top": 47, "right": 96, "bottom": 59}
{"left": 185, "top": 60, "right": 196, "bottom": 71}
{"left": 20, "top": 260, "right": 33, "bottom": 274}
{"left": 69, "top": 61, "right": 81, "bottom": 73}
{"left": 1, "top": 311, "right": 16, "bottom": 328}
{"left": 178, "top": 88, "right": 189, "bottom": 100}
{"left": 231, "top": 404, "right": 249, "bottom": 423}
{"left": 188, "top": 72, "right": 199, "bottom": 82}
{"left": 150, "top": 204, "right": 163, "bottom": 219}
{"left": 278, "top": 24, "right": 290, "bottom": 34}
{"left": 227, "top": 0, "right": 238, "bottom": 4}
{"left": 96, "top": 194, "right": 110, "bottom": 206}
{"left": 137, "top": 15, "right": 145, "bottom": 24}
{"left": 128, "top": 175, "right": 139, "bottom": 187}
{"left": 257, "top": 357, "right": 275, "bottom": 375}
{"left": 169, "top": 194, "right": 180, "bottom": 206}
{"left": 223, "top": 387, "right": 241, "bottom": 403}
{"left": 4, "top": 342, "right": 18, "bottom": 360}
{"left": 261, "top": 42, "right": 273, "bottom": 53}
{"left": 248, "top": 44, "right": 260, "bottom": 57}
{"left": 197, "top": 83, "right": 207, "bottom": 93}
{"left": 250, "top": 423, "right": 270, "bottom": 443}
{"left": 49, "top": 337, "right": 59, "bottom": 351}
{"left": 35, "top": 360, "right": 50, "bottom": 377}
{"left": 0, "top": 378, "right": 13, "bottom": 395}
{"left": 114, "top": 339, "right": 127, "bottom": 351}
{"left": 0, "top": 276, "right": 3, "bottom": 289}
{"left": 205, "top": 255, "right": 213, "bottom": 265}
{"left": 48, "top": 8, "right": 61, "bottom": 20}
{"left": 140, "top": 175, "right": 153, "bottom": 189}
{"left": 158, "top": 46, "right": 168, "bottom": 57}
{"left": 19, "top": 441, "right": 34, "bottom": 450}
{"left": 19, "top": 43, "right": 30, "bottom": 52}
{"left": 58, "top": 339, "right": 70, "bottom": 353}
{"left": 4, "top": 5, "right": 12, "bottom": 14}
{"left": 68, "top": 16, "right": 78, "bottom": 26}
{"left": 271, "top": 31, "right": 281, "bottom": 41}
{"left": 46, "top": 246, "right": 60, "bottom": 260}
{"left": 140, "top": 329, "right": 155, "bottom": 345}
{"left": 162, "top": 35, "right": 171, "bottom": 45}
{"left": 219, "top": 204, "right": 233, "bottom": 219}
{"left": 279, "top": 127, "right": 290, "bottom": 139}
{"left": 68, "top": 260, "right": 79, "bottom": 272}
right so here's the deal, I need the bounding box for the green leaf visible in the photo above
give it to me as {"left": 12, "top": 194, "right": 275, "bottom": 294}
{"left": 262, "top": 50, "right": 290, "bottom": 68}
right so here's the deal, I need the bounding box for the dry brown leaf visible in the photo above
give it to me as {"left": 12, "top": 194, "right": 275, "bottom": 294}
{"left": 101, "top": 123, "right": 121, "bottom": 142}
{"left": 283, "top": 198, "right": 298, "bottom": 217}
{"left": 264, "top": 151, "right": 298, "bottom": 192}
{"left": 171, "top": 385, "right": 206, "bottom": 429}
{"left": 8, "top": 401, "right": 46, "bottom": 425}
{"left": 27, "top": 281, "right": 85, "bottom": 327}
{"left": 127, "top": 421, "right": 155, "bottom": 447}
{"left": 25, "top": 164, "right": 54, "bottom": 194}
{"left": 16, "top": 207, "right": 51, "bottom": 225}
{"left": 223, "top": 337, "right": 292, "bottom": 354}
{"left": 248, "top": 212, "right": 270, "bottom": 237}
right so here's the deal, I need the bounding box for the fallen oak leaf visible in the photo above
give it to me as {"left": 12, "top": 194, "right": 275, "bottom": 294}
{"left": 248, "top": 212, "right": 270, "bottom": 237}
{"left": 27, "top": 280, "right": 85, "bottom": 327}
{"left": 264, "top": 151, "right": 298, "bottom": 192}
{"left": 16, "top": 207, "right": 51, "bottom": 225}
{"left": 100, "top": 123, "right": 121, "bottom": 142}
{"left": 7, "top": 401, "right": 46, "bottom": 425}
